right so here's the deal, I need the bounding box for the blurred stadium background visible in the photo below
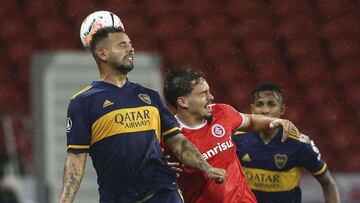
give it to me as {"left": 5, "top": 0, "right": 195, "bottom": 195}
{"left": 0, "top": 0, "right": 359, "bottom": 202}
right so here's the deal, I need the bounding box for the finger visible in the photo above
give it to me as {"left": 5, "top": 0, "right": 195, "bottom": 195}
{"left": 269, "top": 119, "right": 281, "bottom": 129}
{"left": 167, "top": 162, "right": 180, "bottom": 166}
{"left": 171, "top": 167, "right": 183, "bottom": 173}
{"left": 281, "top": 122, "right": 290, "bottom": 142}
{"left": 165, "top": 155, "right": 170, "bottom": 159}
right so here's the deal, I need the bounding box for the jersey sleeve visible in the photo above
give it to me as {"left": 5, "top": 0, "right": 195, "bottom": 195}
{"left": 218, "top": 104, "right": 245, "bottom": 129}
{"left": 66, "top": 98, "right": 92, "bottom": 153}
{"left": 298, "top": 138, "right": 327, "bottom": 176}
{"left": 156, "top": 93, "right": 181, "bottom": 140}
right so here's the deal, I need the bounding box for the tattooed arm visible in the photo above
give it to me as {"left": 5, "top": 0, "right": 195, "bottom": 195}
{"left": 60, "top": 153, "right": 87, "bottom": 203}
{"left": 165, "top": 133, "right": 227, "bottom": 183}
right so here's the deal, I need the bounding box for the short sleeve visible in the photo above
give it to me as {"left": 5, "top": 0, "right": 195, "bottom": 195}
{"left": 218, "top": 104, "right": 245, "bottom": 129}
{"left": 66, "top": 98, "right": 92, "bottom": 153}
{"left": 156, "top": 93, "right": 181, "bottom": 140}
{"left": 299, "top": 139, "right": 327, "bottom": 176}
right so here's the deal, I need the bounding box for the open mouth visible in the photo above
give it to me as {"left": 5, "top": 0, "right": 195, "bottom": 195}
{"left": 125, "top": 54, "right": 133, "bottom": 62}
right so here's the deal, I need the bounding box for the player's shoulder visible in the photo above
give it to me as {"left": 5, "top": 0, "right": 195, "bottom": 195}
{"left": 288, "top": 132, "right": 312, "bottom": 145}
{"left": 232, "top": 131, "right": 257, "bottom": 142}
{"left": 131, "top": 82, "right": 160, "bottom": 97}
{"left": 70, "top": 85, "right": 95, "bottom": 101}
{"left": 211, "top": 103, "right": 237, "bottom": 112}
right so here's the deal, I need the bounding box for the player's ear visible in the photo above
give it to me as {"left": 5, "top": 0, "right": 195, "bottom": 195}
{"left": 177, "top": 96, "right": 189, "bottom": 108}
{"left": 250, "top": 103, "right": 256, "bottom": 114}
{"left": 280, "top": 103, "right": 286, "bottom": 116}
{"left": 96, "top": 47, "right": 107, "bottom": 62}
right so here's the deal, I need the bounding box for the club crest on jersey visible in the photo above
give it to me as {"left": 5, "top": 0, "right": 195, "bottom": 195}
{"left": 274, "top": 154, "right": 288, "bottom": 169}
{"left": 138, "top": 94, "right": 151, "bottom": 105}
{"left": 211, "top": 124, "right": 226, "bottom": 138}
{"left": 66, "top": 117, "right": 72, "bottom": 133}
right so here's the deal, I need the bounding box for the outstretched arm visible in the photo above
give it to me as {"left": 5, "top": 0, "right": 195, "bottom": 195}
{"left": 316, "top": 171, "right": 341, "bottom": 203}
{"left": 60, "top": 153, "right": 87, "bottom": 203}
{"left": 240, "top": 114, "right": 299, "bottom": 142}
{"left": 165, "top": 133, "right": 227, "bottom": 184}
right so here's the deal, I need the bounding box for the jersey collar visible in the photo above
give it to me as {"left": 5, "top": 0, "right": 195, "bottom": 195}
{"left": 175, "top": 115, "right": 207, "bottom": 130}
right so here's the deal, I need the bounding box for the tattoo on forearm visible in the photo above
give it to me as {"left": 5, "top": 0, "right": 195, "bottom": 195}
{"left": 167, "top": 135, "right": 210, "bottom": 172}
{"left": 61, "top": 159, "right": 84, "bottom": 201}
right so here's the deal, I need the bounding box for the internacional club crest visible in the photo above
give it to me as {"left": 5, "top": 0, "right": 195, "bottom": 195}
{"left": 211, "top": 124, "right": 226, "bottom": 138}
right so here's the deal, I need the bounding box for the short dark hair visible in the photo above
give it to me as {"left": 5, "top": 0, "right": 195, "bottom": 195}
{"left": 89, "top": 26, "right": 124, "bottom": 52}
{"left": 164, "top": 67, "right": 205, "bottom": 108}
{"left": 252, "top": 82, "right": 283, "bottom": 103}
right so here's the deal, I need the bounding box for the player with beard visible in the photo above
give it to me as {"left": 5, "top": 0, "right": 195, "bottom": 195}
{"left": 163, "top": 68, "right": 300, "bottom": 203}
{"left": 60, "top": 26, "right": 227, "bottom": 203}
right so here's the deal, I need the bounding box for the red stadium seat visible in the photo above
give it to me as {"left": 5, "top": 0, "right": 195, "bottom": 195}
{"left": 226, "top": 0, "right": 267, "bottom": 19}
{"left": 293, "top": 60, "right": 331, "bottom": 86}
{"left": 183, "top": 0, "right": 222, "bottom": 16}
{"left": 102, "top": 0, "right": 144, "bottom": 19}
{"left": 201, "top": 39, "right": 237, "bottom": 63}
{"left": 276, "top": 19, "right": 318, "bottom": 40}
{"left": 0, "top": 0, "right": 21, "bottom": 18}
{"left": 163, "top": 39, "right": 201, "bottom": 64}
{"left": 5, "top": 41, "right": 34, "bottom": 66}
{"left": 153, "top": 16, "right": 191, "bottom": 41}
{"left": 318, "top": 0, "right": 358, "bottom": 19}
{"left": 328, "top": 38, "right": 360, "bottom": 62}
{"left": 252, "top": 63, "right": 289, "bottom": 83}
{"left": 272, "top": 0, "right": 315, "bottom": 19}
{"left": 64, "top": 0, "right": 100, "bottom": 29}
{"left": 333, "top": 60, "right": 360, "bottom": 84}
{"left": 24, "top": 0, "right": 62, "bottom": 21}
{"left": 143, "top": 0, "right": 182, "bottom": 18}
{"left": 286, "top": 39, "right": 324, "bottom": 61}
{"left": 243, "top": 39, "right": 280, "bottom": 61}
{"left": 35, "top": 18, "right": 73, "bottom": 47}
{"left": 194, "top": 16, "right": 229, "bottom": 39}
{"left": 321, "top": 17, "right": 360, "bottom": 41}
{"left": 0, "top": 19, "right": 31, "bottom": 42}
{"left": 231, "top": 16, "right": 273, "bottom": 41}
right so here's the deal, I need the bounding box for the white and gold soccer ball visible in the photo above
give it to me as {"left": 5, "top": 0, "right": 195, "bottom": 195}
{"left": 80, "top": 11, "right": 125, "bottom": 48}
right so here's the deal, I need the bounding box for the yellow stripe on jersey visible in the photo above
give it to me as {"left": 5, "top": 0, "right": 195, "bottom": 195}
{"left": 162, "top": 127, "right": 181, "bottom": 138}
{"left": 233, "top": 131, "right": 247, "bottom": 136}
{"left": 67, "top": 145, "right": 90, "bottom": 149}
{"left": 91, "top": 106, "right": 161, "bottom": 145}
{"left": 243, "top": 167, "right": 302, "bottom": 192}
{"left": 313, "top": 163, "right": 327, "bottom": 176}
{"left": 71, "top": 85, "right": 93, "bottom": 100}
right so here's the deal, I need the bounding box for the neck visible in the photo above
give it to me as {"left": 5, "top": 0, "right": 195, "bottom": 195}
{"left": 259, "top": 128, "right": 280, "bottom": 144}
{"left": 176, "top": 110, "right": 207, "bottom": 128}
{"left": 99, "top": 66, "right": 127, "bottom": 87}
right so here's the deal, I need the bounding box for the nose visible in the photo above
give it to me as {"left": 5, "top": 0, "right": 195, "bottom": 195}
{"left": 261, "top": 105, "right": 270, "bottom": 115}
{"left": 208, "top": 92, "right": 214, "bottom": 102}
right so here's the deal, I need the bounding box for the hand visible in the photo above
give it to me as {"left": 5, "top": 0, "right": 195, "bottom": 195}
{"left": 165, "top": 154, "right": 183, "bottom": 177}
{"left": 205, "top": 167, "right": 227, "bottom": 184}
{"left": 269, "top": 119, "right": 299, "bottom": 142}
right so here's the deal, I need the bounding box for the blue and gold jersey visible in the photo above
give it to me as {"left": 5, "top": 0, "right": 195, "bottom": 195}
{"left": 232, "top": 129, "right": 327, "bottom": 203}
{"left": 66, "top": 80, "right": 181, "bottom": 203}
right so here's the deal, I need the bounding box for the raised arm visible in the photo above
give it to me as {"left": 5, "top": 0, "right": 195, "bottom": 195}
{"left": 240, "top": 114, "right": 299, "bottom": 142}
{"left": 316, "top": 171, "right": 341, "bottom": 203}
{"left": 165, "top": 133, "right": 227, "bottom": 184}
{"left": 60, "top": 153, "right": 87, "bottom": 203}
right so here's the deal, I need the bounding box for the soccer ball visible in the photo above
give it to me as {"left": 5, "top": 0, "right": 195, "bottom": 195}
{"left": 80, "top": 11, "right": 125, "bottom": 48}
